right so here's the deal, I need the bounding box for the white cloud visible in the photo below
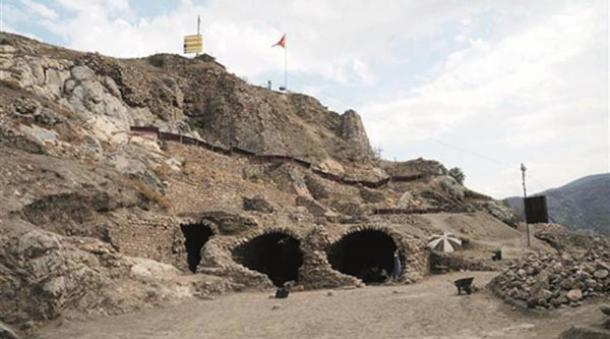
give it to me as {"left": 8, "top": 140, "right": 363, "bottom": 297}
{"left": 364, "top": 3, "right": 602, "bottom": 141}
{"left": 359, "top": 1, "right": 608, "bottom": 197}
{"left": 20, "top": 0, "right": 58, "bottom": 20}
{"left": 54, "top": 0, "right": 130, "bottom": 12}
{"left": 32, "top": 0, "right": 497, "bottom": 84}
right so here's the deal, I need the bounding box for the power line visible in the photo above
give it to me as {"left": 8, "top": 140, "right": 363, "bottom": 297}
{"left": 430, "top": 138, "right": 564, "bottom": 225}
{"left": 430, "top": 138, "right": 554, "bottom": 193}
{"left": 430, "top": 139, "right": 514, "bottom": 168}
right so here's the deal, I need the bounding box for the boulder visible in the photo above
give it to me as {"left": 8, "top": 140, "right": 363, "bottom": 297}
{"left": 397, "top": 191, "right": 420, "bottom": 208}
{"left": 567, "top": 289, "right": 583, "bottom": 302}
{"left": 70, "top": 65, "right": 95, "bottom": 80}
{"left": 304, "top": 175, "right": 329, "bottom": 200}
{"left": 296, "top": 196, "right": 328, "bottom": 217}
{"left": 243, "top": 195, "right": 275, "bottom": 213}
{"left": 594, "top": 269, "right": 608, "bottom": 279}
{"left": 537, "top": 289, "right": 553, "bottom": 301}
{"left": 435, "top": 176, "right": 465, "bottom": 201}
{"left": 359, "top": 187, "right": 385, "bottom": 204}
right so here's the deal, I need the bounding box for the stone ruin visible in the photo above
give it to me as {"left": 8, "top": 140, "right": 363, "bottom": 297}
{"left": 172, "top": 215, "right": 427, "bottom": 289}
{"left": 2, "top": 32, "right": 608, "bottom": 337}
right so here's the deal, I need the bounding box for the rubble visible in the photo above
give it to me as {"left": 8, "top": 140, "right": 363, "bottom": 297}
{"left": 488, "top": 249, "right": 610, "bottom": 309}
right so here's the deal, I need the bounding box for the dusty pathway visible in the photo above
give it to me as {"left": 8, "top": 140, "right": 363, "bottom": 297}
{"left": 38, "top": 272, "right": 605, "bottom": 339}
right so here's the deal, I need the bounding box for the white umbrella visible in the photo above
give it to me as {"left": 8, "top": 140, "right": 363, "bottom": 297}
{"left": 427, "top": 232, "right": 462, "bottom": 253}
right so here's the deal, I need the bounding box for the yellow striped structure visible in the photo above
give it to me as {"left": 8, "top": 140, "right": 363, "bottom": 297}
{"left": 184, "top": 34, "right": 203, "bottom": 54}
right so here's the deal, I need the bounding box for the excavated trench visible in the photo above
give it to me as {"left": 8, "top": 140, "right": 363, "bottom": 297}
{"left": 232, "top": 232, "right": 304, "bottom": 287}
{"left": 180, "top": 224, "right": 215, "bottom": 273}
{"left": 327, "top": 229, "right": 401, "bottom": 284}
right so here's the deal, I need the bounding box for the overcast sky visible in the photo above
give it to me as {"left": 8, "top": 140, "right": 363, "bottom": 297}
{"left": 2, "top": 0, "right": 608, "bottom": 198}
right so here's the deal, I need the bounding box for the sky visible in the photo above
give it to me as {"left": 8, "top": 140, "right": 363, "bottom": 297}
{"left": 1, "top": 0, "right": 608, "bottom": 198}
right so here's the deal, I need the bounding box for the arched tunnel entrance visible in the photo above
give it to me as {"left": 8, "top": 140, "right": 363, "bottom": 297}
{"left": 232, "top": 232, "right": 304, "bottom": 287}
{"left": 327, "top": 229, "right": 401, "bottom": 284}
{"left": 180, "top": 224, "right": 215, "bottom": 273}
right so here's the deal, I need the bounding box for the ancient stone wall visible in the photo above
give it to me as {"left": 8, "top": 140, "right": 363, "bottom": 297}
{"left": 118, "top": 216, "right": 430, "bottom": 290}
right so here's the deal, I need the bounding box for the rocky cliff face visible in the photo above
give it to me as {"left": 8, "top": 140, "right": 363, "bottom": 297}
{"left": 339, "top": 110, "right": 374, "bottom": 158}
{"left": 0, "top": 33, "right": 373, "bottom": 165}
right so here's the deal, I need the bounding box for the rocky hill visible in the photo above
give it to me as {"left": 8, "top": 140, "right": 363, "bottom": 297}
{"left": 504, "top": 173, "right": 610, "bottom": 234}
{"left": 0, "top": 32, "right": 568, "bottom": 335}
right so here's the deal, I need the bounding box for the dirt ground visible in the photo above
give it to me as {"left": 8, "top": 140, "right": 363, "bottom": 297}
{"left": 36, "top": 272, "right": 606, "bottom": 339}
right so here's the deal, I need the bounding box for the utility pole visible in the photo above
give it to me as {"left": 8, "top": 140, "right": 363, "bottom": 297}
{"left": 196, "top": 15, "right": 201, "bottom": 57}
{"left": 197, "top": 15, "right": 201, "bottom": 35}
{"left": 521, "top": 163, "right": 530, "bottom": 247}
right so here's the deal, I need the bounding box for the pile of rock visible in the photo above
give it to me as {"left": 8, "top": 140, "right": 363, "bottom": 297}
{"left": 488, "top": 250, "right": 610, "bottom": 309}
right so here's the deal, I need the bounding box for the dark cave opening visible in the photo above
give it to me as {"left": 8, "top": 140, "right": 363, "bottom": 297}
{"left": 180, "top": 224, "right": 215, "bottom": 273}
{"left": 327, "top": 229, "right": 400, "bottom": 284}
{"left": 232, "top": 232, "right": 304, "bottom": 287}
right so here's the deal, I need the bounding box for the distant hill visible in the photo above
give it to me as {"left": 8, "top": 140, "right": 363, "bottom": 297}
{"left": 504, "top": 173, "right": 610, "bottom": 234}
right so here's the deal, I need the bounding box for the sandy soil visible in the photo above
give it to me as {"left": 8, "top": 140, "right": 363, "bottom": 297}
{"left": 36, "top": 272, "right": 606, "bottom": 339}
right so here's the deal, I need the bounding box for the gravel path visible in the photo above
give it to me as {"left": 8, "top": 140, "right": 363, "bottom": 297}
{"left": 38, "top": 272, "right": 604, "bottom": 339}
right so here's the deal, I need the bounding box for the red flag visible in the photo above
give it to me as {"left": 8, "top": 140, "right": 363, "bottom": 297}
{"left": 272, "top": 34, "right": 286, "bottom": 48}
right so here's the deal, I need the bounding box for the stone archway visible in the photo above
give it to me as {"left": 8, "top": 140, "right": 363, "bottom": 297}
{"left": 232, "top": 232, "right": 304, "bottom": 287}
{"left": 327, "top": 229, "right": 402, "bottom": 283}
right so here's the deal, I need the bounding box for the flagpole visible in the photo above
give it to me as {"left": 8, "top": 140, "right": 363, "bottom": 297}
{"left": 284, "top": 36, "right": 288, "bottom": 90}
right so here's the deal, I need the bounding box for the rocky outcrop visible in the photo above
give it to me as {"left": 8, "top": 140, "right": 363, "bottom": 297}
{"left": 380, "top": 158, "right": 448, "bottom": 177}
{"left": 0, "top": 32, "right": 374, "bottom": 164}
{"left": 242, "top": 195, "right": 275, "bottom": 213}
{"left": 474, "top": 200, "right": 519, "bottom": 227}
{"left": 359, "top": 187, "right": 386, "bottom": 204}
{"left": 338, "top": 110, "right": 373, "bottom": 158}
{"left": 0, "top": 230, "right": 128, "bottom": 326}
{"left": 296, "top": 196, "right": 329, "bottom": 218}
{"left": 304, "top": 174, "right": 330, "bottom": 201}
{"left": 0, "top": 230, "right": 231, "bottom": 331}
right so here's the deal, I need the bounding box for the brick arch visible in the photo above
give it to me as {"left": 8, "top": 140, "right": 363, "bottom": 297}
{"left": 230, "top": 228, "right": 304, "bottom": 287}
{"left": 326, "top": 225, "right": 425, "bottom": 283}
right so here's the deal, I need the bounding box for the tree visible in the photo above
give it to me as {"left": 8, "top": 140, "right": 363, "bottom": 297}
{"left": 372, "top": 146, "right": 383, "bottom": 160}
{"left": 449, "top": 167, "right": 465, "bottom": 185}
